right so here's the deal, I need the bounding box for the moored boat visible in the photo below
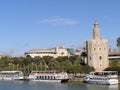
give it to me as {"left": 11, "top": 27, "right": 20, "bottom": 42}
{"left": 84, "top": 71, "right": 119, "bottom": 85}
{"left": 28, "top": 71, "right": 69, "bottom": 83}
{"left": 0, "top": 71, "right": 24, "bottom": 80}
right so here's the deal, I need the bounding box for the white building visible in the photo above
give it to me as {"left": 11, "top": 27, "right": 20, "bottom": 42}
{"left": 74, "top": 49, "right": 82, "bottom": 56}
{"left": 25, "top": 46, "right": 70, "bottom": 58}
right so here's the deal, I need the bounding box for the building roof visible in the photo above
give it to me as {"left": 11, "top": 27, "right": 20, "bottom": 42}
{"left": 25, "top": 48, "right": 56, "bottom": 54}
{"left": 109, "top": 50, "right": 120, "bottom": 56}
{"left": 24, "top": 46, "right": 67, "bottom": 54}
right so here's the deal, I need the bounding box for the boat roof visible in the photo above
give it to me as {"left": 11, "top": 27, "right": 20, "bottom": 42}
{"left": 92, "top": 71, "right": 117, "bottom": 72}
{"left": 31, "top": 70, "right": 65, "bottom": 73}
{"left": 90, "top": 71, "right": 118, "bottom": 73}
{"left": 0, "top": 71, "right": 22, "bottom": 73}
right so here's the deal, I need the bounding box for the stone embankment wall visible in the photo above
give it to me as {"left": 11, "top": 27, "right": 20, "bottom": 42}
{"left": 68, "top": 73, "right": 85, "bottom": 82}
{"left": 69, "top": 77, "right": 84, "bottom": 82}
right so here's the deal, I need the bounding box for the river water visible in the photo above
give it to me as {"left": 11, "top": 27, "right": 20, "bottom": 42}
{"left": 0, "top": 81, "right": 119, "bottom": 90}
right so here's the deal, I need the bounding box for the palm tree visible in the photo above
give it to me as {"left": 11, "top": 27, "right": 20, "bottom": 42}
{"left": 81, "top": 51, "right": 87, "bottom": 65}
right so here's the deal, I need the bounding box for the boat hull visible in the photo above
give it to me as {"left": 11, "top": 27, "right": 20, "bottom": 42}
{"left": 84, "top": 78, "right": 119, "bottom": 85}
{"left": 29, "top": 79, "right": 69, "bottom": 83}
{"left": 0, "top": 77, "right": 24, "bottom": 80}
{"left": 84, "top": 71, "right": 119, "bottom": 85}
{"left": 28, "top": 71, "right": 69, "bottom": 83}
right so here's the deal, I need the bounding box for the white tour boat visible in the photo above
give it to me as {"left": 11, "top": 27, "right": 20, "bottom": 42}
{"left": 28, "top": 71, "right": 69, "bottom": 83}
{"left": 0, "top": 71, "right": 24, "bottom": 80}
{"left": 84, "top": 71, "right": 119, "bottom": 85}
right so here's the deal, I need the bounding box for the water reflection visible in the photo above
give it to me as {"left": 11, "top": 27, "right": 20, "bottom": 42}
{"left": 108, "top": 85, "right": 119, "bottom": 90}
{"left": 0, "top": 81, "right": 119, "bottom": 90}
{"left": 85, "top": 84, "right": 119, "bottom": 90}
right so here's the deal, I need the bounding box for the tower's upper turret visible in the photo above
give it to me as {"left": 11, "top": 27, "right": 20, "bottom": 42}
{"left": 93, "top": 21, "right": 101, "bottom": 40}
{"left": 94, "top": 21, "right": 99, "bottom": 28}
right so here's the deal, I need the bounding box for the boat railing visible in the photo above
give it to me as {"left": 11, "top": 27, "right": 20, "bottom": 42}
{"left": 90, "top": 71, "right": 118, "bottom": 76}
{"left": 31, "top": 71, "right": 66, "bottom": 75}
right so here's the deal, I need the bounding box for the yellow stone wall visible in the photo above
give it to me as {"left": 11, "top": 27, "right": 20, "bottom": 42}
{"left": 86, "top": 21, "right": 109, "bottom": 71}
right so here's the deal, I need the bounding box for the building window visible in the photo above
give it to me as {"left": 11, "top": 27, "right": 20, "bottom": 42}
{"left": 94, "top": 48, "right": 96, "bottom": 50}
{"left": 99, "top": 48, "right": 101, "bottom": 50}
{"left": 61, "top": 52, "right": 64, "bottom": 55}
{"left": 26, "top": 55, "right": 31, "bottom": 58}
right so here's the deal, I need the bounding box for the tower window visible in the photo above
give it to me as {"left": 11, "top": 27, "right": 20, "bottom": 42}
{"left": 89, "top": 57, "right": 91, "bottom": 60}
{"left": 99, "top": 56, "right": 102, "bottom": 60}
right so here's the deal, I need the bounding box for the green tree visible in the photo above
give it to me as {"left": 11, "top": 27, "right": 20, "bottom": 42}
{"left": 80, "top": 51, "right": 87, "bottom": 65}
{"left": 56, "top": 56, "right": 68, "bottom": 63}
{"left": 117, "top": 37, "right": 120, "bottom": 48}
{"left": 69, "top": 55, "right": 80, "bottom": 65}
{"left": 110, "top": 60, "right": 120, "bottom": 67}
{"left": 104, "top": 60, "right": 120, "bottom": 75}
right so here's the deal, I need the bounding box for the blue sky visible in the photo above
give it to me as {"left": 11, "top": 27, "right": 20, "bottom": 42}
{"left": 0, "top": 0, "right": 120, "bottom": 56}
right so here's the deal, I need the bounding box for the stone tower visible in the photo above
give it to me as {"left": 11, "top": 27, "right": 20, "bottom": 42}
{"left": 86, "top": 21, "right": 109, "bottom": 71}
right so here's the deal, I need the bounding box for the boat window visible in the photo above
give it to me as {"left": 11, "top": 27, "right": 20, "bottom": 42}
{"left": 45, "top": 76, "right": 47, "bottom": 79}
{"left": 95, "top": 72, "right": 98, "bottom": 75}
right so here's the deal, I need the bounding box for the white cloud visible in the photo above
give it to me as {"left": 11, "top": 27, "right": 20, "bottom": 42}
{"left": 40, "top": 16, "right": 78, "bottom": 25}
